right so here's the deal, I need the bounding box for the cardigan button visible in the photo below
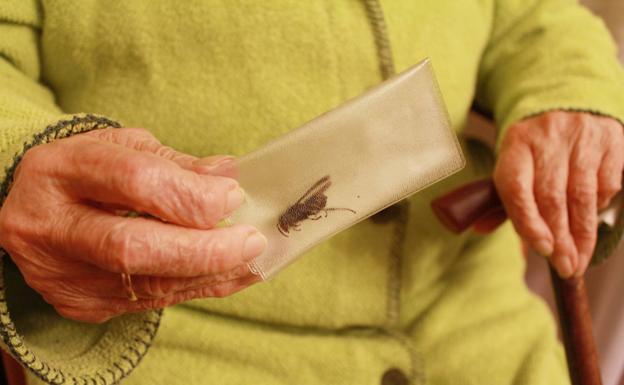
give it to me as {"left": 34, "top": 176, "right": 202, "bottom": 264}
{"left": 381, "top": 368, "right": 409, "bottom": 385}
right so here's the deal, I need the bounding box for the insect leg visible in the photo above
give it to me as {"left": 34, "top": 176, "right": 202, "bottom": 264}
{"left": 277, "top": 223, "right": 289, "bottom": 237}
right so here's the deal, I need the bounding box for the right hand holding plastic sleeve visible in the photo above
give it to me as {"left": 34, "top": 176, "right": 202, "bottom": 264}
{"left": 0, "top": 128, "right": 267, "bottom": 323}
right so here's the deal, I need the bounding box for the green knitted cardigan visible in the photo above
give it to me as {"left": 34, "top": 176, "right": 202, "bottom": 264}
{"left": 0, "top": 0, "right": 623, "bottom": 384}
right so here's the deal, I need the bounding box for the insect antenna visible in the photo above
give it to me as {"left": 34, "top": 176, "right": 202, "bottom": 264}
{"left": 324, "top": 207, "right": 357, "bottom": 214}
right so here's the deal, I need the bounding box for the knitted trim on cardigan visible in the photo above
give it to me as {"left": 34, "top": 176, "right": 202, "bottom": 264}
{"left": 362, "top": 1, "right": 429, "bottom": 384}
{"left": 362, "top": 0, "right": 395, "bottom": 80}
{"left": 0, "top": 114, "right": 163, "bottom": 385}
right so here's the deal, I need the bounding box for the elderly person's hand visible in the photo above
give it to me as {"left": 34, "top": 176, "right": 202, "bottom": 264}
{"left": 494, "top": 111, "right": 623, "bottom": 278}
{"left": 0, "top": 128, "right": 267, "bottom": 323}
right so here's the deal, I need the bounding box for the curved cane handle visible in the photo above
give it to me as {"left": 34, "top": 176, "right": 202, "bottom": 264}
{"left": 430, "top": 178, "right": 504, "bottom": 233}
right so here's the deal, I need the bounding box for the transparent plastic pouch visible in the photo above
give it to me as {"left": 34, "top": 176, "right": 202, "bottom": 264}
{"left": 229, "top": 59, "right": 465, "bottom": 279}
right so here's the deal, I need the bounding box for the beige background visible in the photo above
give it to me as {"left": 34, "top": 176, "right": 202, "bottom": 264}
{"left": 583, "top": 0, "right": 624, "bottom": 61}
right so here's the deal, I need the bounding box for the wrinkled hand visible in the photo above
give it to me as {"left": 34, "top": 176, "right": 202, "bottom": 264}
{"left": 0, "top": 128, "right": 267, "bottom": 323}
{"left": 494, "top": 111, "right": 623, "bottom": 278}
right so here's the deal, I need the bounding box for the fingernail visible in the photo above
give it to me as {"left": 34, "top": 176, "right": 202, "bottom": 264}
{"left": 243, "top": 232, "right": 267, "bottom": 260}
{"left": 534, "top": 240, "right": 553, "bottom": 257}
{"left": 556, "top": 256, "right": 574, "bottom": 278}
{"left": 226, "top": 187, "right": 245, "bottom": 213}
{"left": 193, "top": 155, "right": 235, "bottom": 167}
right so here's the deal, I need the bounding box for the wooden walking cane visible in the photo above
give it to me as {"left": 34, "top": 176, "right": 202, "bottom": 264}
{"left": 431, "top": 178, "right": 610, "bottom": 385}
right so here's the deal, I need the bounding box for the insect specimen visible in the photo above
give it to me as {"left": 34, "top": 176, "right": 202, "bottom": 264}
{"left": 277, "top": 175, "right": 356, "bottom": 237}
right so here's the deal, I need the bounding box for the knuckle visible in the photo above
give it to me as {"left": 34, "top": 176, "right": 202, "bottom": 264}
{"left": 200, "top": 189, "right": 217, "bottom": 210}
{"left": 501, "top": 185, "right": 529, "bottom": 215}
{"left": 102, "top": 223, "right": 134, "bottom": 272}
{"left": 153, "top": 145, "right": 175, "bottom": 158}
{"left": 504, "top": 124, "right": 530, "bottom": 144}
{"left": 505, "top": 177, "right": 526, "bottom": 196}
{"left": 571, "top": 215, "right": 596, "bottom": 237}
{"left": 179, "top": 180, "right": 227, "bottom": 227}
{"left": 198, "top": 190, "right": 221, "bottom": 224}
{"left": 119, "top": 158, "right": 162, "bottom": 200}
{"left": 118, "top": 156, "right": 148, "bottom": 189}
{"left": 568, "top": 184, "right": 595, "bottom": 206}
{"left": 538, "top": 190, "right": 566, "bottom": 209}
{"left": 576, "top": 230, "right": 596, "bottom": 242}
{"left": 510, "top": 213, "right": 540, "bottom": 240}
{"left": 600, "top": 180, "right": 621, "bottom": 198}
{"left": 493, "top": 168, "right": 525, "bottom": 196}
{"left": 204, "top": 239, "right": 229, "bottom": 272}
{"left": 212, "top": 240, "right": 228, "bottom": 263}
{"left": 19, "top": 146, "right": 49, "bottom": 175}
{"left": 161, "top": 177, "right": 221, "bottom": 227}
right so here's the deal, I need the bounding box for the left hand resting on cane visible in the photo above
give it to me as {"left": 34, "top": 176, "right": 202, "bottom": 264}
{"left": 492, "top": 111, "right": 624, "bottom": 278}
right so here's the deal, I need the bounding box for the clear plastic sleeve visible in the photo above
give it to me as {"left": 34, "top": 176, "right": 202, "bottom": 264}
{"left": 228, "top": 59, "right": 465, "bottom": 279}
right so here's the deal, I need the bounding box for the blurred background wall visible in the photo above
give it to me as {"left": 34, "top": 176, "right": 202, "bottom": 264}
{"left": 582, "top": 0, "right": 624, "bottom": 61}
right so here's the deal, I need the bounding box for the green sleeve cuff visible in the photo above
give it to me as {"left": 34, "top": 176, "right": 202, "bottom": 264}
{"left": 495, "top": 77, "right": 624, "bottom": 152}
{"left": 0, "top": 114, "right": 162, "bottom": 385}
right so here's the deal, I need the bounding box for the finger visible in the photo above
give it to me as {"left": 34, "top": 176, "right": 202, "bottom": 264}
{"left": 597, "top": 146, "right": 624, "bottom": 210}
{"left": 532, "top": 143, "right": 578, "bottom": 278}
{"left": 567, "top": 140, "right": 600, "bottom": 277}
{"left": 85, "top": 128, "right": 198, "bottom": 169}
{"left": 494, "top": 143, "right": 554, "bottom": 257}
{"left": 85, "top": 128, "right": 238, "bottom": 177}
{"left": 44, "top": 260, "right": 257, "bottom": 300}
{"left": 128, "top": 264, "right": 257, "bottom": 298}
{"left": 55, "top": 204, "right": 267, "bottom": 277}
{"left": 65, "top": 136, "right": 244, "bottom": 228}
{"left": 54, "top": 274, "right": 260, "bottom": 323}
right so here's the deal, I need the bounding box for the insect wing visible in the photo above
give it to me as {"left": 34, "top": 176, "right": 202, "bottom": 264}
{"left": 295, "top": 175, "right": 332, "bottom": 205}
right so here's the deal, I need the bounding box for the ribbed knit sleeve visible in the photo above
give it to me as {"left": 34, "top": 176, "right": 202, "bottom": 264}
{"left": 0, "top": 1, "right": 161, "bottom": 384}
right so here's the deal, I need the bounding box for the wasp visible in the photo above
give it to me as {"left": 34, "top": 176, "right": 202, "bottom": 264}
{"left": 277, "top": 175, "right": 356, "bottom": 237}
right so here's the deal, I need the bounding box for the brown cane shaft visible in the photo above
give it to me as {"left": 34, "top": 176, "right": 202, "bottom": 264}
{"left": 550, "top": 268, "right": 602, "bottom": 385}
